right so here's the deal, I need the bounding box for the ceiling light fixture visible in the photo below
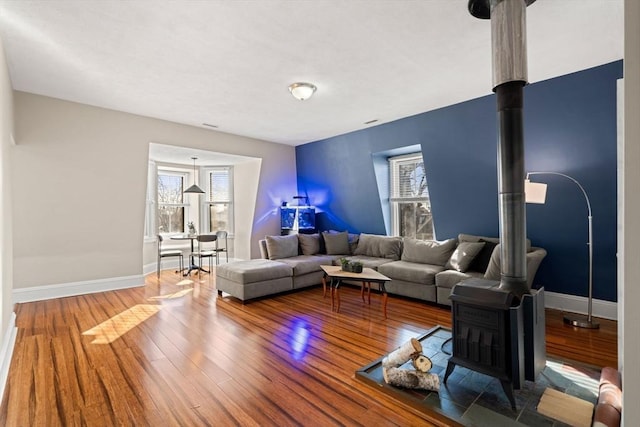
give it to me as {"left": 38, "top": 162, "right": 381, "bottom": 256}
{"left": 288, "top": 82, "right": 317, "bottom": 101}
{"left": 184, "top": 157, "right": 205, "bottom": 194}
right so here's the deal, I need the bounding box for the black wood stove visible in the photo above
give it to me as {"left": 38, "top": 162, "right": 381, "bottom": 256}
{"left": 443, "top": 278, "right": 545, "bottom": 409}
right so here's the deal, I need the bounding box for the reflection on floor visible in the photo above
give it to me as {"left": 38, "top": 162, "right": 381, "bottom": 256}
{"left": 356, "top": 327, "right": 600, "bottom": 427}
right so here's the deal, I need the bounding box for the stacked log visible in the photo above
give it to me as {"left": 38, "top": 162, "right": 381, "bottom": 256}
{"left": 381, "top": 338, "right": 439, "bottom": 392}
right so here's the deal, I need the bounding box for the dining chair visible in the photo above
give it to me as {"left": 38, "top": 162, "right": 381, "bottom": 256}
{"left": 157, "top": 235, "right": 184, "bottom": 278}
{"left": 214, "top": 230, "right": 229, "bottom": 264}
{"left": 194, "top": 234, "right": 218, "bottom": 274}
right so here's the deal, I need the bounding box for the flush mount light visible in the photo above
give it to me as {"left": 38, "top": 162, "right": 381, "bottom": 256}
{"left": 288, "top": 82, "right": 317, "bottom": 101}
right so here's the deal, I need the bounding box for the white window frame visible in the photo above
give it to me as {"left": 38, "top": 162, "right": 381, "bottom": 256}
{"left": 202, "top": 166, "right": 234, "bottom": 235}
{"left": 389, "top": 153, "right": 434, "bottom": 239}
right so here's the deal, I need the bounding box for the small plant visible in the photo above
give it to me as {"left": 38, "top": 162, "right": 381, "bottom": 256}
{"left": 339, "top": 258, "right": 363, "bottom": 273}
{"left": 350, "top": 261, "right": 363, "bottom": 273}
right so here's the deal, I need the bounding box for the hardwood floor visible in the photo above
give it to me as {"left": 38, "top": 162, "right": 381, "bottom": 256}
{"left": 0, "top": 269, "right": 617, "bottom": 426}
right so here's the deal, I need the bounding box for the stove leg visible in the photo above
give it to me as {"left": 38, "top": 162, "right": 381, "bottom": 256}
{"left": 500, "top": 379, "right": 516, "bottom": 410}
{"left": 443, "top": 361, "right": 456, "bottom": 383}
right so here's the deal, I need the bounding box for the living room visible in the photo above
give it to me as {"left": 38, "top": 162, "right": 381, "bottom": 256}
{"left": 0, "top": 1, "right": 639, "bottom": 425}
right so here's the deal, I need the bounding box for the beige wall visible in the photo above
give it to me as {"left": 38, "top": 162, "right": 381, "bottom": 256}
{"left": 12, "top": 92, "right": 296, "bottom": 289}
{"left": 0, "top": 36, "right": 14, "bottom": 346}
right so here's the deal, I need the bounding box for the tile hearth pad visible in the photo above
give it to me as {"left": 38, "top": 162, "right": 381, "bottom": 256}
{"left": 355, "top": 326, "right": 600, "bottom": 427}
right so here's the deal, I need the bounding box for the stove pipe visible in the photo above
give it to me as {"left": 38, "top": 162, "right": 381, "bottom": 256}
{"left": 469, "top": 0, "right": 536, "bottom": 299}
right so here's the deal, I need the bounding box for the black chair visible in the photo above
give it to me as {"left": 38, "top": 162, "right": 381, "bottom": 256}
{"left": 194, "top": 234, "right": 217, "bottom": 274}
{"left": 157, "top": 235, "right": 184, "bottom": 278}
{"left": 214, "top": 230, "right": 229, "bottom": 264}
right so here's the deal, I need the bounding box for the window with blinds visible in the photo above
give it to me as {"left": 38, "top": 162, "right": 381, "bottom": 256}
{"left": 389, "top": 153, "right": 434, "bottom": 239}
{"left": 205, "top": 166, "right": 233, "bottom": 234}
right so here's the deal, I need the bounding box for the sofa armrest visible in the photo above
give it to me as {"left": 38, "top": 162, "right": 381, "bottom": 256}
{"left": 484, "top": 245, "right": 547, "bottom": 289}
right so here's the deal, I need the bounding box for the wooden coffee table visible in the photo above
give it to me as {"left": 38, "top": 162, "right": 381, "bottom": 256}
{"left": 320, "top": 265, "right": 391, "bottom": 318}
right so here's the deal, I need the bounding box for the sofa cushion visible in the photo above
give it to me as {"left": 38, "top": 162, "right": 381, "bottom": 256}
{"left": 216, "top": 259, "right": 292, "bottom": 283}
{"left": 353, "top": 233, "right": 402, "bottom": 260}
{"left": 378, "top": 261, "right": 444, "bottom": 285}
{"left": 278, "top": 255, "right": 333, "bottom": 276}
{"left": 265, "top": 234, "right": 299, "bottom": 260}
{"left": 401, "top": 238, "right": 457, "bottom": 266}
{"left": 340, "top": 255, "right": 395, "bottom": 270}
{"left": 445, "top": 241, "right": 486, "bottom": 273}
{"left": 322, "top": 231, "right": 351, "bottom": 255}
{"left": 298, "top": 233, "right": 321, "bottom": 255}
{"left": 435, "top": 269, "right": 481, "bottom": 290}
{"left": 468, "top": 239, "right": 498, "bottom": 273}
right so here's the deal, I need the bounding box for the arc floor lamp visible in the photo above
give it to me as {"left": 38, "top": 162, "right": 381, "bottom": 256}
{"left": 525, "top": 172, "right": 599, "bottom": 329}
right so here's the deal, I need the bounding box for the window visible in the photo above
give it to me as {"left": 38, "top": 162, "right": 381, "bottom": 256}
{"left": 389, "top": 153, "right": 434, "bottom": 239}
{"left": 157, "top": 170, "right": 189, "bottom": 234}
{"left": 204, "top": 166, "right": 233, "bottom": 233}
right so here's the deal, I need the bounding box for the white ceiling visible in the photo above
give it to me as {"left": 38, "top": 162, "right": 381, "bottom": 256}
{"left": 0, "top": 1, "right": 623, "bottom": 146}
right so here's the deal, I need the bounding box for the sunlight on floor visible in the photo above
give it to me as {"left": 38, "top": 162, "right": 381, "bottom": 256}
{"left": 545, "top": 360, "right": 599, "bottom": 397}
{"left": 148, "top": 288, "right": 194, "bottom": 300}
{"left": 83, "top": 304, "right": 161, "bottom": 344}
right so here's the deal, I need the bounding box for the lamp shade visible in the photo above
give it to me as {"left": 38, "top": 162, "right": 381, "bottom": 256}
{"left": 524, "top": 179, "right": 547, "bottom": 204}
{"left": 184, "top": 183, "right": 205, "bottom": 194}
{"left": 184, "top": 156, "right": 205, "bottom": 194}
{"left": 288, "top": 82, "right": 317, "bottom": 101}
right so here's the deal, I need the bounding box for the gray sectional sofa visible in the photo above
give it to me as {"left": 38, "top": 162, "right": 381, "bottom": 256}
{"left": 216, "top": 231, "right": 546, "bottom": 305}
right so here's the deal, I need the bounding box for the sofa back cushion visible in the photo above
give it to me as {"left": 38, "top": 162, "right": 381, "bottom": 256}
{"left": 265, "top": 234, "right": 299, "bottom": 260}
{"left": 401, "top": 238, "right": 457, "bottom": 266}
{"left": 298, "top": 233, "right": 321, "bottom": 255}
{"left": 353, "top": 233, "right": 403, "bottom": 260}
{"left": 322, "top": 231, "right": 351, "bottom": 255}
{"left": 445, "top": 241, "right": 486, "bottom": 273}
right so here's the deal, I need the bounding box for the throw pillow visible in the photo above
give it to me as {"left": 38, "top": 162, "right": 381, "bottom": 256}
{"left": 484, "top": 244, "right": 501, "bottom": 280}
{"left": 322, "top": 231, "right": 350, "bottom": 255}
{"left": 265, "top": 234, "right": 299, "bottom": 260}
{"left": 445, "top": 241, "right": 486, "bottom": 273}
{"left": 401, "top": 238, "right": 458, "bottom": 266}
{"left": 353, "top": 233, "right": 403, "bottom": 260}
{"left": 468, "top": 239, "right": 498, "bottom": 272}
{"left": 298, "top": 233, "right": 320, "bottom": 255}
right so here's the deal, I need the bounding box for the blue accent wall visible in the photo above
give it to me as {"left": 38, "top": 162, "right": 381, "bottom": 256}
{"left": 296, "top": 61, "right": 622, "bottom": 302}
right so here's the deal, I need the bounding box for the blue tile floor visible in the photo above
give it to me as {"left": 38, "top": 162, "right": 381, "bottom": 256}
{"left": 355, "top": 326, "right": 600, "bottom": 427}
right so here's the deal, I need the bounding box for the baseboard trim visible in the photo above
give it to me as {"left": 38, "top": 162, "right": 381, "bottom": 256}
{"left": 544, "top": 291, "right": 617, "bottom": 320}
{"left": 13, "top": 275, "right": 145, "bottom": 304}
{"left": 0, "top": 312, "right": 17, "bottom": 402}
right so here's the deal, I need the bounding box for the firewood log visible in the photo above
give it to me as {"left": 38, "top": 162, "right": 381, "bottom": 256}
{"left": 382, "top": 367, "right": 440, "bottom": 391}
{"left": 382, "top": 338, "right": 422, "bottom": 368}
{"left": 411, "top": 354, "right": 433, "bottom": 373}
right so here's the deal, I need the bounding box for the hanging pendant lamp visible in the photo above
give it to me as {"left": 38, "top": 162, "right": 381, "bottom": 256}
{"left": 184, "top": 156, "right": 205, "bottom": 194}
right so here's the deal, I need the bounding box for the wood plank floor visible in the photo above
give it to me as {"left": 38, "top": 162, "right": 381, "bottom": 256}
{"left": 0, "top": 269, "right": 617, "bottom": 426}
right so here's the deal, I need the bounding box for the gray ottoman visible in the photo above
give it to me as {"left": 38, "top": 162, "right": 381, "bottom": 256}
{"left": 216, "top": 259, "right": 293, "bottom": 301}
